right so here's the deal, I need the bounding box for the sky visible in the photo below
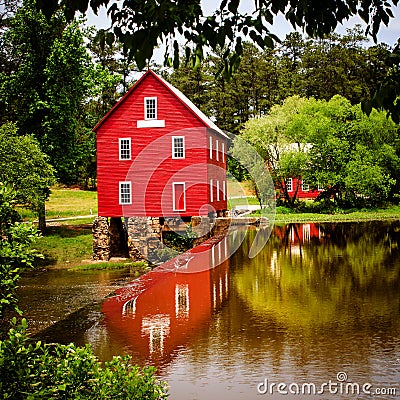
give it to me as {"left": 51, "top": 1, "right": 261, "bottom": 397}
{"left": 86, "top": 1, "right": 400, "bottom": 49}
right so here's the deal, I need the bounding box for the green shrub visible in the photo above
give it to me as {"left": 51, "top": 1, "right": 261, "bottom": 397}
{"left": 0, "top": 319, "right": 168, "bottom": 399}
{"left": 275, "top": 206, "right": 293, "bottom": 214}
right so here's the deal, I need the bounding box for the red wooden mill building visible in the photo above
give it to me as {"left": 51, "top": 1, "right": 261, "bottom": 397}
{"left": 92, "top": 70, "right": 229, "bottom": 261}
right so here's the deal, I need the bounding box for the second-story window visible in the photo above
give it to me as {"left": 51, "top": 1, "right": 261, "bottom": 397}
{"left": 286, "top": 178, "right": 293, "bottom": 192}
{"left": 172, "top": 136, "right": 185, "bottom": 159}
{"left": 119, "top": 138, "right": 131, "bottom": 160}
{"left": 145, "top": 97, "right": 157, "bottom": 120}
{"left": 302, "top": 180, "right": 309, "bottom": 191}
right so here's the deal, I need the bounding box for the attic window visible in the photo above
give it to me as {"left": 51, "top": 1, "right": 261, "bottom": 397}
{"left": 137, "top": 97, "right": 165, "bottom": 128}
{"left": 145, "top": 97, "right": 157, "bottom": 120}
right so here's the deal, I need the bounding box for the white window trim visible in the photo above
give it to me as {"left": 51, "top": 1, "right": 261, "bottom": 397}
{"left": 216, "top": 180, "right": 220, "bottom": 201}
{"left": 119, "top": 138, "right": 131, "bottom": 161}
{"left": 209, "top": 136, "right": 213, "bottom": 159}
{"left": 137, "top": 119, "right": 165, "bottom": 128}
{"left": 221, "top": 142, "right": 225, "bottom": 163}
{"left": 216, "top": 139, "right": 219, "bottom": 161}
{"left": 144, "top": 97, "right": 157, "bottom": 120}
{"left": 302, "top": 180, "right": 309, "bottom": 191}
{"left": 172, "top": 136, "right": 185, "bottom": 159}
{"left": 119, "top": 181, "right": 132, "bottom": 205}
{"left": 286, "top": 178, "right": 293, "bottom": 192}
{"left": 173, "top": 182, "right": 186, "bottom": 211}
{"left": 223, "top": 180, "right": 226, "bottom": 200}
{"left": 210, "top": 179, "right": 213, "bottom": 202}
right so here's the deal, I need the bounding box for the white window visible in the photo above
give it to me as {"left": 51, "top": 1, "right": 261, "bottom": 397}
{"left": 221, "top": 142, "right": 225, "bottom": 163}
{"left": 302, "top": 180, "right": 309, "bottom": 191}
{"left": 119, "top": 181, "right": 132, "bottom": 204}
{"left": 216, "top": 139, "right": 219, "bottom": 161}
{"left": 216, "top": 180, "right": 220, "bottom": 201}
{"left": 210, "top": 179, "right": 213, "bottom": 202}
{"left": 145, "top": 97, "right": 157, "bottom": 120}
{"left": 303, "top": 224, "right": 311, "bottom": 241}
{"left": 173, "top": 182, "right": 186, "bottom": 211}
{"left": 172, "top": 136, "right": 185, "bottom": 159}
{"left": 286, "top": 178, "right": 293, "bottom": 192}
{"left": 209, "top": 136, "right": 213, "bottom": 159}
{"left": 175, "top": 284, "right": 189, "bottom": 318}
{"left": 119, "top": 138, "right": 131, "bottom": 160}
{"left": 318, "top": 183, "right": 324, "bottom": 191}
{"left": 223, "top": 180, "right": 226, "bottom": 200}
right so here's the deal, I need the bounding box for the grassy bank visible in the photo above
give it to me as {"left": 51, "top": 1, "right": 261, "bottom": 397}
{"left": 33, "top": 224, "right": 94, "bottom": 268}
{"left": 255, "top": 205, "right": 400, "bottom": 223}
{"left": 19, "top": 187, "right": 97, "bottom": 221}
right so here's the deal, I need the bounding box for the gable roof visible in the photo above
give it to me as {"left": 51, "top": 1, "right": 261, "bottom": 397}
{"left": 93, "top": 69, "right": 228, "bottom": 139}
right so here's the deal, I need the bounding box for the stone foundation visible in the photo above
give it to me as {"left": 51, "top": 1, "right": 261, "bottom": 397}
{"left": 92, "top": 216, "right": 111, "bottom": 261}
{"left": 126, "top": 217, "right": 164, "bottom": 264}
{"left": 93, "top": 213, "right": 265, "bottom": 262}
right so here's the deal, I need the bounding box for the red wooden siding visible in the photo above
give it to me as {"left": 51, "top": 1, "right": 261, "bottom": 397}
{"left": 95, "top": 70, "right": 227, "bottom": 217}
{"left": 282, "top": 177, "right": 320, "bottom": 199}
{"left": 207, "top": 131, "right": 227, "bottom": 213}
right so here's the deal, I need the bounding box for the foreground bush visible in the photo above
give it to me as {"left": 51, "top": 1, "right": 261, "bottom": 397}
{"left": 0, "top": 318, "right": 168, "bottom": 400}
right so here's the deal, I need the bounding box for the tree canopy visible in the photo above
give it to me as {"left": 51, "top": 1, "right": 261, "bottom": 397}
{"left": 0, "top": 122, "right": 55, "bottom": 230}
{"left": 238, "top": 95, "right": 400, "bottom": 208}
{"left": 35, "top": 0, "right": 400, "bottom": 120}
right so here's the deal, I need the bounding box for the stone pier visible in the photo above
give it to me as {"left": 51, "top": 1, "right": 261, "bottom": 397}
{"left": 93, "top": 214, "right": 266, "bottom": 262}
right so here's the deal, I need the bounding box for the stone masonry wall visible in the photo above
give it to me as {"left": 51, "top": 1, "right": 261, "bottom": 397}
{"left": 92, "top": 216, "right": 110, "bottom": 261}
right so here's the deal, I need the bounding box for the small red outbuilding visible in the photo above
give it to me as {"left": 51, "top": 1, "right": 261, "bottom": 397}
{"left": 94, "top": 69, "right": 228, "bottom": 218}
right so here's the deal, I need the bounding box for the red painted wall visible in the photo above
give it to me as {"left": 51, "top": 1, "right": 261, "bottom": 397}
{"left": 282, "top": 177, "right": 320, "bottom": 199}
{"left": 96, "top": 71, "right": 227, "bottom": 217}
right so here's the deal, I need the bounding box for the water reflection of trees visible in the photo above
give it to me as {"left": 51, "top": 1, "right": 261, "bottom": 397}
{"left": 232, "top": 221, "right": 400, "bottom": 331}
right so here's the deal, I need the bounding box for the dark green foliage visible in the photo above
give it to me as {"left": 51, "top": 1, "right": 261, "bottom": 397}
{"left": 35, "top": 0, "right": 398, "bottom": 83}
{"left": 0, "top": 184, "right": 39, "bottom": 319}
{"left": 0, "top": 123, "right": 55, "bottom": 226}
{"left": 0, "top": 318, "right": 169, "bottom": 399}
{"left": 0, "top": 0, "right": 108, "bottom": 187}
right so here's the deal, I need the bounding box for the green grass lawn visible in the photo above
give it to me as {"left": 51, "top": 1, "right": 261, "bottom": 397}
{"left": 253, "top": 205, "right": 400, "bottom": 223}
{"left": 33, "top": 224, "right": 94, "bottom": 268}
{"left": 19, "top": 188, "right": 98, "bottom": 221}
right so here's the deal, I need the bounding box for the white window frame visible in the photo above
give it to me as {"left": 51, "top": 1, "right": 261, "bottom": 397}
{"left": 210, "top": 179, "right": 213, "bottom": 202}
{"left": 209, "top": 136, "right": 213, "bottom": 159}
{"left": 172, "top": 136, "right": 185, "bottom": 159}
{"left": 119, "top": 181, "right": 132, "bottom": 205}
{"left": 216, "top": 180, "right": 220, "bottom": 201}
{"left": 119, "top": 138, "right": 131, "bottom": 160}
{"left": 301, "top": 180, "right": 309, "bottom": 192}
{"left": 216, "top": 139, "right": 219, "bottom": 161}
{"left": 145, "top": 97, "right": 157, "bottom": 120}
{"left": 173, "top": 182, "right": 186, "bottom": 212}
{"left": 221, "top": 142, "right": 225, "bottom": 163}
{"left": 318, "top": 183, "right": 324, "bottom": 191}
{"left": 223, "top": 180, "right": 226, "bottom": 200}
{"left": 286, "top": 178, "right": 293, "bottom": 192}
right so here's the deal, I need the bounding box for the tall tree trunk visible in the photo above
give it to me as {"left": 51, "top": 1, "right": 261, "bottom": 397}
{"left": 37, "top": 201, "right": 46, "bottom": 233}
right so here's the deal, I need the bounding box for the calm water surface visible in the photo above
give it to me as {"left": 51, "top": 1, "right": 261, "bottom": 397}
{"left": 22, "top": 221, "right": 400, "bottom": 399}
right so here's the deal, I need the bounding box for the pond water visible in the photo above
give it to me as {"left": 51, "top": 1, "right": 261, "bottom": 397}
{"left": 20, "top": 221, "right": 400, "bottom": 399}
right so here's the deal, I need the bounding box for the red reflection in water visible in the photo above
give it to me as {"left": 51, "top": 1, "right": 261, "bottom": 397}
{"left": 101, "top": 235, "right": 230, "bottom": 365}
{"left": 274, "top": 223, "right": 323, "bottom": 243}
